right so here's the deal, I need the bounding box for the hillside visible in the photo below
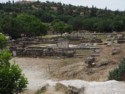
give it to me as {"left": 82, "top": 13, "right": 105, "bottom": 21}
{"left": 0, "top": 1, "right": 125, "bottom": 38}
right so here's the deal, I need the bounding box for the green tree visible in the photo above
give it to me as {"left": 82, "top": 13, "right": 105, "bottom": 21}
{"left": 94, "top": 19, "right": 113, "bottom": 32}
{"left": 53, "top": 21, "right": 73, "bottom": 34}
{"left": 16, "top": 13, "right": 48, "bottom": 37}
{"left": 51, "top": 19, "right": 61, "bottom": 26}
{"left": 68, "top": 17, "right": 84, "bottom": 30}
{"left": 0, "top": 50, "right": 28, "bottom": 94}
{"left": 83, "top": 17, "right": 99, "bottom": 31}
{"left": 0, "top": 33, "right": 7, "bottom": 49}
{"left": 40, "top": 13, "right": 54, "bottom": 23}
{"left": 63, "top": 24, "right": 73, "bottom": 34}
{"left": 1, "top": 17, "right": 21, "bottom": 38}
{"left": 0, "top": 26, "right": 3, "bottom": 33}
{"left": 53, "top": 21, "right": 65, "bottom": 34}
{"left": 57, "top": 3, "right": 64, "bottom": 15}
{"left": 113, "top": 20, "right": 124, "bottom": 32}
{"left": 108, "top": 58, "right": 125, "bottom": 81}
{"left": 89, "top": 6, "right": 97, "bottom": 17}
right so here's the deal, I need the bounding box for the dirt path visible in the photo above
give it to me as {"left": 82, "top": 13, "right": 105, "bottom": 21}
{"left": 13, "top": 57, "right": 60, "bottom": 94}
{"left": 12, "top": 57, "right": 125, "bottom": 94}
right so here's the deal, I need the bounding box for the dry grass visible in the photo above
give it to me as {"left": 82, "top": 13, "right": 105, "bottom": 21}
{"left": 55, "top": 83, "right": 68, "bottom": 93}
{"left": 57, "top": 58, "right": 82, "bottom": 67}
{"left": 96, "top": 35, "right": 107, "bottom": 42}
{"left": 51, "top": 42, "right": 125, "bottom": 81}
{"left": 42, "top": 35, "right": 60, "bottom": 38}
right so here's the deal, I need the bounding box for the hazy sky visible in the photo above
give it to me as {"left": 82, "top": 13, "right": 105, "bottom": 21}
{"left": 1, "top": 0, "right": 125, "bottom": 11}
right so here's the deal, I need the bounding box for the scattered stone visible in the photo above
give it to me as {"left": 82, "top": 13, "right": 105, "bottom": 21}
{"left": 107, "top": 41, "right": 112, "bottom": 46}
{"left": 112, "top": 47, "right": 121, "bottom": 55}
{"left": 85, "top": 57, "right": 96, "bottom": 67}
{"left": 57, "top": 38, "right": 69, "bottom": 48}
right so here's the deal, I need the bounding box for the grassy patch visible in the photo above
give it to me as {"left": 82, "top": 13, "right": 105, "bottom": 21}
{"left": 58, "top": 58, "right": 82, "bottom": 67}
{"left": 76, "top": 49, "right": 91, "bottom": 55}
{"left": 55, "top": 83, "right": 68, "bottom": 94}
{"left": 96, "top": 35, "right": 107, "bottom": 42}
{"left": 35, "top": 85, "right": 48, "bottom": 94}
{"left": 42, "top": 35, "right": 60, "bottom": 38}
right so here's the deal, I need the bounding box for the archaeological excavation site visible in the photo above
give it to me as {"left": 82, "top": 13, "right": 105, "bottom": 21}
{"left": 0, "top": 1, "right": 125, "bottom": 94}
{"left": 9, "top": 32, "right": 125, "bottom": 94}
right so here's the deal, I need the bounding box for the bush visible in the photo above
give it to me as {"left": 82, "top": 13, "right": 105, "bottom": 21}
{"left": 0, "top": 33, "right": 7, "bottom": 49}
{"left": 108, "top": 58, "right": 125, "bottom": 81}
{"left": 0, "top": 63, "right": 28, "bottom": 94}
{"left": 0, "top": 50, "right": 28, "bottom": 94}
{"left": 0, "top": 50, "right": 12, "bottom": 64}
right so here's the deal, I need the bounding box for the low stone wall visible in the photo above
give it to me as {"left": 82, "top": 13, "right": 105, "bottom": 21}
{"left": 10, "top": 47, "right": 75, "bottom": 58}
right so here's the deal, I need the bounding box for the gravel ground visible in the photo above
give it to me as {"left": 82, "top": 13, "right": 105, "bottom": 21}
{"left": 13, "top": 57, "right": 59, "bottom": 94}
{"left": 13, "top": 57, "right": 125, "bottom": 94}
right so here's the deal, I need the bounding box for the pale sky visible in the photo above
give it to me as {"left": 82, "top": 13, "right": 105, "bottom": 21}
{"left": 1, "top": 0, "right": 125, "bottom": 11}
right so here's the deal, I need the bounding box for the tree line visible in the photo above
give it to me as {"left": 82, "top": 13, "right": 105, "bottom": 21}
{"left": 0, "top": 1, "right": 125, "bottom": 38}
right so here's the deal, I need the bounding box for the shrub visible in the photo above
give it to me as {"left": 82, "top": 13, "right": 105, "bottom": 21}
{"left": 0, "top": 50, "right": 28, "bottom": 94}
{"left": 0, "top": 63, "right": 28, "bottom": 94}
{"left": 108, "top": 58, "right": 125, "bottom": 81}
{"left": 0, "top": 33, "right": 7, "bottom": 49}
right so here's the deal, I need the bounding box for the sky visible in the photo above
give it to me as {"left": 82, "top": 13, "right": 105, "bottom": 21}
{"left": 1, "top": 0, "right": 125, "bottom": 11}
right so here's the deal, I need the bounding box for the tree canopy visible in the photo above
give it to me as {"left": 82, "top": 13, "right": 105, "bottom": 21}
{"left": 0, "top": 1, "right": 125, "bottom": 38}
{"left": 53, "top": 21, "right": 73, "bottom": 34}
{"left": 0, "top": 33, "right": 7, "bottom": 49}
{"left": 1, "top": 13, "right": 48, "bottom": 38}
